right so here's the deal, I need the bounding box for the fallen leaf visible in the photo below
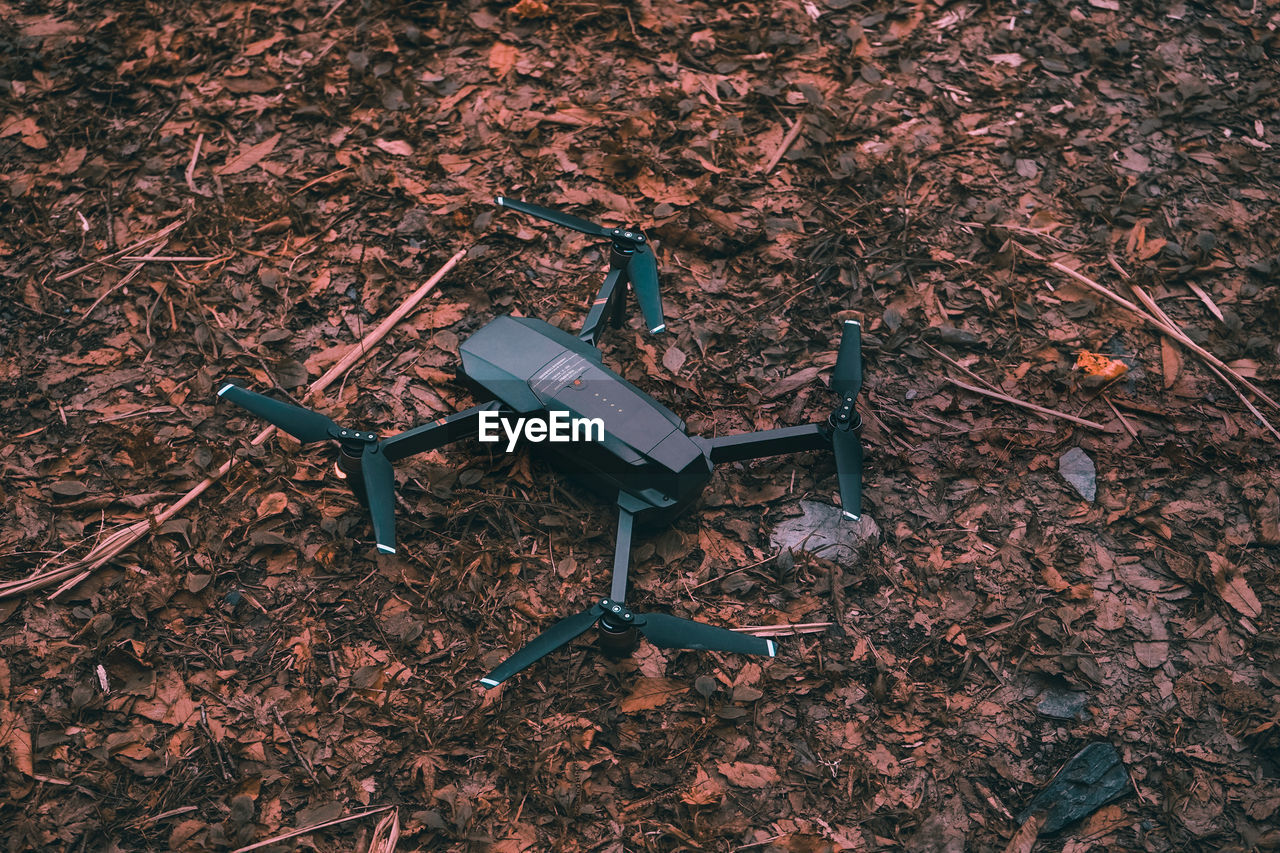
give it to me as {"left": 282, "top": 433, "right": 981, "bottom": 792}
{"left": 682, "top": 766, "right": 725, "bottom": 805}
{"left": 0, "top": 700, "right": 34, "bottom": 776}
{"left": 1160, "top": 337, "right": 1181, "bottom": 389}
{"left": 217, "top": 132, "right": 282, "bottom": 176}
{"left": 717, "top": 761, "right": 781, "bottom": 788}
{"left": 620, "top": 677, "right": 687, "bottom": 713}
{"left": 663, "top": 345, "right": 687, "bottom": 374}
{"left": 489, "top": 42, "right": 519, "bottom": 78}
{"left": 373, "top": 138, "right": 414, "bottom": 157}
{"left": 1257, "top": 489, "right": 1280, "bottom": 545}
{"left": 1076, "top": 351, "right": 1129, "bottom": 381}
{"left": 1207, "top": 553, "right": 1262, "bottom": 619}
{"left": 257, "top": 492, "right": 290, "bottom": 518}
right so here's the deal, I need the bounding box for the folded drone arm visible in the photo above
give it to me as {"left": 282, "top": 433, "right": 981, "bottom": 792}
{"left": 700, "top": 424, "right": 831, "bottom": 464}
{"left": 380, "top": 401, "right": 506, "bottom": 463}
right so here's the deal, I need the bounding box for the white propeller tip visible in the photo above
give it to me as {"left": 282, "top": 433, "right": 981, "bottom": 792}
{"left": 650, "top": 324, "right": 666, "bottom": 333}
{"left": 479, "top": 677, "right": 501, "bottom": 688}
{"left": 842, "top": 511, "right": 860, "bottom": 521}
{"left": 376, "top": 544, "right": 397, "bottom": 554}
{"left": 766, "top": 639, "right": 777, "bottom": 658}
{"left": 217, "top": 383, "right": 235, "bottom": 397}
{"left": 495, "top": 196, "right": 506, "bottom": 206}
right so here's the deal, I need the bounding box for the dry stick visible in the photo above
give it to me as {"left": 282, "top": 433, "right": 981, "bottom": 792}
{"left": 947, "top": 377, "right": 1114, "bottom": 432}
{"left": 1016, "top": 242, "right": 1280, "bottom": 412}
{"left": 1130, "top": 282, "right": 1280, "bottom": 443}
{"left": 737, "top": 622, "right": 834, "bottom": 636}
{"left": 185, "top": 132, "right": 204, "bottom": 194}
{"left": 228, "top": 806, "right": 394, "bottom": 853}
{"left": 79, "top": 235, "right": 177, "bottom": 322}
{"left": 763, "top": 113, "right": 806, "bottom": 174}
{"left": 1, "top": 248, "right": 468, "bottom": 601}
{"left": 54, "top": 219, "right": 186, "bottom": 282}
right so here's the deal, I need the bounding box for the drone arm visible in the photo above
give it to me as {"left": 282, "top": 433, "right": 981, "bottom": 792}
{"left": 578, "top": 266, "right": 628, "bottom": 348}
{"left": 380, "top": 401, "right": 506, "bottom": 463}
{"left": 701, "top": 424, "right": 830, "bottom": 465}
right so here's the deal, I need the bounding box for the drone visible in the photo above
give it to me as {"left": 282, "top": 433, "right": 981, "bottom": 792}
{"left": 216, "top": 196, "right": 866, "bottom": 689}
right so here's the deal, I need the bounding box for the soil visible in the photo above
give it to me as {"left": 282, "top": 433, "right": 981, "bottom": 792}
{"left": 3, "top": 1, "right": 1280, "bottom": 851}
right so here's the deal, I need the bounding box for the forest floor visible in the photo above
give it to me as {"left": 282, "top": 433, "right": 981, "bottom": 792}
{"left": 3, "top": 1, "right": 1280, "bottom": 851}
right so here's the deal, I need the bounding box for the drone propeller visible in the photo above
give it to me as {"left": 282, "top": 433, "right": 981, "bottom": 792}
{"left": 217, "top": 383, "right": 399, "bottom": 554}
{"left": 479, "top": 597, "right": 776, "bottom": 689}
{"left": 828, "top": 320, "right": 864, "bottom": 520}
{"left": 495, "top": 195, "right": 666, "bottom": 333}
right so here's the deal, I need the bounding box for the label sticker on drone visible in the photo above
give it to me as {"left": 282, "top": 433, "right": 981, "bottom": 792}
{"left": 528, "top": 351, "right": 591, "bottom": 400}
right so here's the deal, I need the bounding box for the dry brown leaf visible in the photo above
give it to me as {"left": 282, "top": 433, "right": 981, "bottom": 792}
{"left": 1257, "top": 489, "right": 1280, "bottom": 545}
{"left": 257, "top": 492, "right": 290, "bottom": 518}
{"left": 1207, "top": 552, "right": 1262, "bottom": 619}
{"left": 620, "top": 677, "right": 687, "bottom": 713}
{"left": 663, "top": 345, "right": 687, "bottom": 374}
{"left": 0, "top": 700, "right": 34, "bottom": 776}
{"left": 489, "top": 42, "right": 519, "bottom": 78}
{"left": 373, "top": 138, "right": 414, "bottom": 157}
{"left": 217, "top": 132, "right": 282, "bottom": 176}
{"left": 1160, "top": 337, "right": 1181, "bottom": 389}
{"left": 1002, "top": 812, "right": 1044, "bottom": 853}
{"left": 717, "top": 761, "right": 781, "bottom": 788}
{"left": 681, "top": 766, "right": 725, "bottom": 806}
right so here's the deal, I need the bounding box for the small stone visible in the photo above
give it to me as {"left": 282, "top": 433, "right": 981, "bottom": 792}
{"left": 1058, "top": 447, "right": 1096, "bottom": 502}
{"left": 1036, "top": 687, "right": 1090, "bottom": 720}
{"left": 1018, "top": 742, "right": 1129, "bottom": 834}
{"left": 769, "top": 501, "right": 880, "bottom": 567}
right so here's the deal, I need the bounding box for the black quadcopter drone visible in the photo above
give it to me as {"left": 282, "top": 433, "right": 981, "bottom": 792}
{"left": 216, "top": 196, "right": 866, "bottom": 689}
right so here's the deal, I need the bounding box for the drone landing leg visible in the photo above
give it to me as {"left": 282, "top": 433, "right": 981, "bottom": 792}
{"left": 380, "top": 401, "right": 505, "bottom": 462}
{"left": 702, "top": 424, "right": 830, "bottom": 464}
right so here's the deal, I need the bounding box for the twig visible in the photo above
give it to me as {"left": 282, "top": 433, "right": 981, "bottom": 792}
{"left": 1184, "top": 280, "right": 1224, "bottom": 322}
{"left": 185, "top": 132, "right": 204, "bottom": 194}
{"left": 1016, "top": 242, "right": 1280, "bottom": 413}
{"left": 1102, "top": 395, "right": 1138, "bottom": 440}
{"left": 272, "top": 707, "right": 320, "bottom": 786}
{"left": 229, "top": 806, "right": 393, "bottom": 853}
{"left": 763, "top": 113, "right": 806, "bottom": 174}
{"left": 79, "top": 236, "right": 176, "bottom": 322}
{"left": 923, "top": 341, "right": 1001, "bottom": 392}
{"left": 121, "top": 255, "right": 226, "bottom": 263}
{"left": 947, "top": 377, "right": 1114, "bottom": 432}
{"left": 736, "top": 622, "right": 833, "bottom": 636}
{"left": 2, "top": 248, "right": 469, "bottom": 600}
{"left": 1130, "top": 282, "right": 1280, "bottom": 443}
{"left": 54, "top": 219, "right": 186, "bottom": 282}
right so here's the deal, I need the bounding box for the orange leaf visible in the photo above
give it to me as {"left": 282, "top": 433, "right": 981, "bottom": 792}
{"left": 488, "top": 42, "right": 519, "bottom": 78}
{"left": 1075, "top": 351, "right": 1129, "bottom": 381}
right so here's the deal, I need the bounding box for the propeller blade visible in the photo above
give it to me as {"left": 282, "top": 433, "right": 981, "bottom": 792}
{"left": 479, "top": 603, "right": 604, "bottom": 688}
{"left": 361, "top": 444, "right": 397, "bottom": 555}
{"left": 830, "top": 320, "right": 862, "bottom": 398}
{"left": 495, "top": 196, "right": 613, "bottom": 238}
{"left": 217, "top": 383, "right": 338, "bottom": 444}
{"left": 627, "top": 244, "right": 665, "bottom": 333}
{"left": 637, "top": 612, "right": 778, "bottom": 658}
{"left": 832, "top": 428, "right": 863, "bottom": 520}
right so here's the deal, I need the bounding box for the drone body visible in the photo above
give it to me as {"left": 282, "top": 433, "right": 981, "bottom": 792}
{"left": 217, "top": 196, "right": 867, "bottom": 690}
{"left": 460, "top": 314, "right": 710, "bottom": 524}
